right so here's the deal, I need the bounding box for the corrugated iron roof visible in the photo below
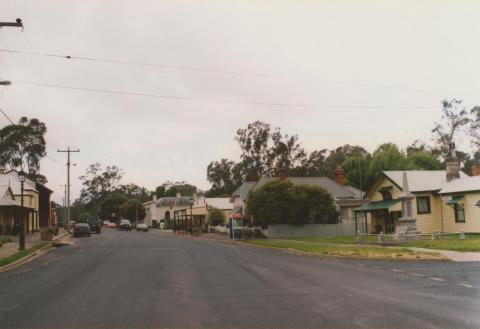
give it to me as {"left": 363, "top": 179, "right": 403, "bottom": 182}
{"left": 383, "top": 170, "right": 469, "bottom": 192}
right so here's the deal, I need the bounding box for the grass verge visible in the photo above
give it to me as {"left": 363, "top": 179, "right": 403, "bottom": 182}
{"left": 0, "top": 241, "right": 50, "bottom": 267}
{"left": 244, "top": 239, "right": 444, "bottom": 260}
{"left": 402, "top": 235, "right": 480, "bottom": 252}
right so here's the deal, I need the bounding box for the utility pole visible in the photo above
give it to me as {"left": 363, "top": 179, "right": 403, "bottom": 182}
{"left": 0, "top": 18, "right": 23, "bottom": 29}
{"left": 57, "top": 147, "right": 80, "bottom": 232}
{"left": 60, "top": 184, "right": 67, "bottom": 229}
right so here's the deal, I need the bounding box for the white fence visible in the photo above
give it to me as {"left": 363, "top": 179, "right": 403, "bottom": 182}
{"left": 265, "top": 223, "right": 357, "bottom": 238}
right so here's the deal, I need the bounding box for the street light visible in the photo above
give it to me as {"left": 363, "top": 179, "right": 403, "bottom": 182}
{"left": 18, "top": 171, "right": 26, "bottom": 250}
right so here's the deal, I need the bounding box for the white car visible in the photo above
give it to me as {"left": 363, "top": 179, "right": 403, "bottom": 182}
{"left": 135, "top": 223, "right": 148, "bottom": 232}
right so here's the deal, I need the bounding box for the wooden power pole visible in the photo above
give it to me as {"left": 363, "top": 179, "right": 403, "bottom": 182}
{"left": 57, "top": 147, "right": 80, "bottom": 232}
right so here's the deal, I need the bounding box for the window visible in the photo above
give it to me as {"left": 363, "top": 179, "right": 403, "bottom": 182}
{"left": 454, "top": 204, "right": 465, "bottom": 222}
{"left": 416, "top": 196, "right": 431, "bottom": 214}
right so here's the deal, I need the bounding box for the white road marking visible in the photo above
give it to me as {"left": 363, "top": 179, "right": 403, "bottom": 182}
{"left": 429, "top": 277, "right": 445, "bottom": 282}
{"left": 391, "top": 269, "right": 404, "bottom": 273}
{"left": 457, "top": 283, "right": 473, "bottom": 288}
{"left": 409, "top": 273, "right": 425, "bottom": 277}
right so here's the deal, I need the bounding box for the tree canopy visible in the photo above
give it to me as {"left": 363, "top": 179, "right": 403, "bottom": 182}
{"left": 0, "top": 117, "right": 47, "bottom": 183}
{"left": 246, "top": 180, "right": 337, "bottom": 229}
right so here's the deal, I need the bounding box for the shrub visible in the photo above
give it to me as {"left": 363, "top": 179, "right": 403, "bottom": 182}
{"left": 246, "top": 180, "right": 337, "bottom": 228}
{"left": 152, "top": 220, "right": 160, "bottom": 228}
{"left": 208, "top": 207, "right": 226, "bottom": 226}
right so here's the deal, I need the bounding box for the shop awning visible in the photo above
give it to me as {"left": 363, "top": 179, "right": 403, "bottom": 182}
{"left": 446, "top": 195, "right": 465, "bottom": 205}
{"left": 354, "top": 199, "right": 401, "bottom": 212}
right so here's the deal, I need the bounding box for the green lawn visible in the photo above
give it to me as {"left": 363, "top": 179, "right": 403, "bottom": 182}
{"left": 244, "top": 238, "right": 444, "bottom": 260}
{"left": 249, "top": 234, "right": 480, "bottom": 253}
{"left": 403, "top": 234, "right": 480, "bottom": 252}
{"left": 0, "top": 242, "right": 50, "bottom": 267}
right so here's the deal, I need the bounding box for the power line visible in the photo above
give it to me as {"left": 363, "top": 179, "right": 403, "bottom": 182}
{"left": 0, "top": 107, "right": 14, "bottom": 124}
{"left": 11, "top": 80, "right": 438, "bottom": 111}
{"left": 0, "top": 48, "right": 444, "bottom": 93}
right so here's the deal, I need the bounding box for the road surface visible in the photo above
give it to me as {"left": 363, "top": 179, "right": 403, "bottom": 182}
{"left": 1, "top": 229, "right": 479, "bottom": 329}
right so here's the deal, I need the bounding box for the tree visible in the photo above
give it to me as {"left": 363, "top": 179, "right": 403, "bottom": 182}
{"left": 0, "top": 117, "right": 47, "bottom": 183}
{"left": 470, "top": 106, "right": 480, "bottom": 150}
{"left": 246, "top": 180, "right": 337, "bottom": 228}
{"left": 342, "top": 155, "right": 370, "bottom": 191}
{"left": 406, "top": 151, "right": 443, "bottom": 170}
{"left": 98, "top": 192, "right": 128, "bottom": 221}
{"left": 367, "top": 143, "right": 407, "bottom": 188}
{"left": 79, "top": 163, "right": 124, "bottom": 211}
{"left": 431, "top": 99, "right": 471, "bottom": 160}
{"left": 207, "top": 207, "right": 226, "bottom": 226}
{"left": 235, "top": 121, "right": 306, "bottom": 180}
{"left": 116, "top": 184, "right": 150, "bottom": 203}
{"left": 119, "top": 199, "right": 145, "bottom": 222}
{"left": 324, "top": 145, "right": 369, "bottom": 177}
{"left": 206, "top": 159, "right": 242, "bottom": 197}
{"left": 153, "top": 181, "right": 198, "bottom": 198}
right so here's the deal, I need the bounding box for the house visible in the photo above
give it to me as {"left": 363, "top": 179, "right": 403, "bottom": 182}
{"left": 0, "top": 185, "right": 26, "bottom": 232}
{"left": 230, "top": 168, "right": 366, "bottom": 225}
{"left": 174, "top": 197, "right": 233, "bottom": 229}
{"left": 356, "top": 151, "right": 480, "bottom": 234}
{"left": 143, "top": 193, "right": 194, "bottom": 227}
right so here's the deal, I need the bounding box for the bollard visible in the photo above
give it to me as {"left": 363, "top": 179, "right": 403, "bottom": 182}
{"left": 460, "top": 230, "right": 465, "bottom": 240}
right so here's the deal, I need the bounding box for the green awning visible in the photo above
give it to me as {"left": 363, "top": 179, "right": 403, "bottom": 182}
{"left": 354, "top": 199, "right": 401, "bottom": 212}
{"left": 446, "top": 195, "right": 465, "bottom": 205}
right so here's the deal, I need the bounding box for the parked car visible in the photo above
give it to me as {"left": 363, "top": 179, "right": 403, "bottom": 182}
{"left": 118, "top": 219, "right": 132, "bottom": 231}
{"left": 73, "top": 223, "right": 91, "bottom": 237}
{"left": 87, "top": 219, "right": 102, "bottom": 234}
{"left": 136, "top": 223, "right": 148, "bottom": 232}
{"left": 106, "top": 222, "right": 117, "bottom": 228}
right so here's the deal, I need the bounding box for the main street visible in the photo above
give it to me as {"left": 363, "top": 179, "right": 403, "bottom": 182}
{"left": 1, "top": 229, "right": 479, "bottom": 329}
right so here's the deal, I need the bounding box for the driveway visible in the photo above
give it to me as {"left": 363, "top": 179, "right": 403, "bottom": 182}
{"left": 0, "top": 229, "right": 478, "bottom": 329}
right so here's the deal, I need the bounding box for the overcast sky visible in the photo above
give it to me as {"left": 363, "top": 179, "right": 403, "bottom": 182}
{"left": 1, "top": 0, "right": 479, "bottom": 203}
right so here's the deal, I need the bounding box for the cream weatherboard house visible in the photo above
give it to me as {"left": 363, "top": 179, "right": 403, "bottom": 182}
{"left": 356, "top": 166, "right": 480, "bottom": 234}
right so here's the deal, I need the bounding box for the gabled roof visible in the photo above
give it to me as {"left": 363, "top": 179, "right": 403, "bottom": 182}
{"left": 232, "top": 177, "right": 356, "bottom": 200}
{"left": 383, "top": 170, "right": 469, "bottom": 193}
{"left": 439, "top": 176, "right": 480, "bottom": 194}
{"left": 232, "top": 182, "right": 257, "bottom": 201}
{"left": 205, "top": 198, "right": 233, "bottom": 210}
{"left": 0, "top": 171, "right": 38, "bottom": 194}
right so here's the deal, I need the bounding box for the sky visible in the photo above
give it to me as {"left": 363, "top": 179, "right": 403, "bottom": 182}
{"left": 0, "top": 0, "right": 479, "bottom": 204}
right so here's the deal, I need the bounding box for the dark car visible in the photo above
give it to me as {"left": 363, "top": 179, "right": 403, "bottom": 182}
{"left": 118, "top": 219, "right": 132, "bottom": 231}
{"left": 73, "top": 223, "right": 91, "bottom": 237}
{"left": 87, "top": 219, "right": 102, "bottom": 234}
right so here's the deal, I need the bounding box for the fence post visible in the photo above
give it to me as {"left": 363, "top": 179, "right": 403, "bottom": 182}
{"left": 356, "top": 230, "right": 361, "bottom": 243}
{"left": 377, "top": 232, "right": 382, "bottom": 243}
{"left": 460, "top": 230, "right": 465, "bottom": 240}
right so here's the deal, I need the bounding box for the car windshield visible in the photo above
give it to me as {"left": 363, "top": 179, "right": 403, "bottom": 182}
{"left": 75, "top": 223, "right": 89, "bottom": 227}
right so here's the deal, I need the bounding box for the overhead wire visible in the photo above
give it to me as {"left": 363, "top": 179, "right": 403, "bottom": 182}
{"left": 11, "top": 80, "right": 438, "bottom": 111}
{"left": 0, "top": 48, "right": 445, "bottom": 94}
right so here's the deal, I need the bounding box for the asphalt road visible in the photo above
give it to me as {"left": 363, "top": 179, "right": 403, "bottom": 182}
{"left": 1, "top": 229, "right": 479, "bottom": 329}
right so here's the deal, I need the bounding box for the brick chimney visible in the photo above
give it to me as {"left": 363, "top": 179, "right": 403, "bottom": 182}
{"left": 445, "top": 144, "right": 460, "bottom": 182}
{"left": 334, "top": 167, "right": 345, "bottom": 186}
{"left": 277, "top": 167, "right": 286, "bottom": 181}
{"left": 472, "top": 165, "right": 480, "bottom": 176}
